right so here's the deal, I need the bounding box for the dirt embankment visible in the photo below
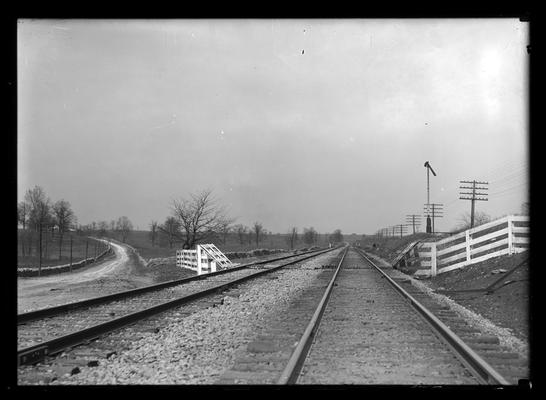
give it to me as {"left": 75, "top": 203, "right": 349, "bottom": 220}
{"left": 425, "top": 252, "right": 529, "bottom": 343}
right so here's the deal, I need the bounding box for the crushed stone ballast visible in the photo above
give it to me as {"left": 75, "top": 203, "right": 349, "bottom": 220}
{"left": 18, "top": 246, "right": 341, "bottom": 367}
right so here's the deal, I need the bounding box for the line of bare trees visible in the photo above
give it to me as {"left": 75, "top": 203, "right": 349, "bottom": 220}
{"left": 147, "top": 189, "right": 341, "bottom": 251}
{"left": 230, "top": 223, "right": 269, "bottom": 247}
{"left": 148, "top": 189, "right": 278, "bottom": 250}
{"left": 18, "top": 186, "right": 77, "bottom": 272}
{"left": 284, "top": 226, "right": 344, "bottom": 249}
{"left": 78, "top": 216, "right": 134, "bottom": 243}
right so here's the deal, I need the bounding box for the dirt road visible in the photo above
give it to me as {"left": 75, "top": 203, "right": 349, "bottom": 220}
{"left": 17, "top": 240, "right": 154, "bottom": 313}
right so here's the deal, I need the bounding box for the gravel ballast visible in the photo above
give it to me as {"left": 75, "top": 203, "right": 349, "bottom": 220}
{"left": 46, "top": 249, "right": 343, "bottom": 385}
{"left": 364, "top": 251, "right": 529, "bottom": 360}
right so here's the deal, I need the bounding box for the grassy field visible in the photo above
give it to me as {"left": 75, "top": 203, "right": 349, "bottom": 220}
{"left": 17, "top": 230, "right": 110, "bottom": 268}
{"left": 102, "top": 230, "right": 341, "bottom": 260}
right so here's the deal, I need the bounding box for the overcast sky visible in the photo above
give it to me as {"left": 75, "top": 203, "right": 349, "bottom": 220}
{"left": 18, "top": 19, "right": 529, "bottom": 234}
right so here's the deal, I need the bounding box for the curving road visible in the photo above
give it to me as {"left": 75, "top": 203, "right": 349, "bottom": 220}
{"left": 17, "top": 240, "right": 152, "bottom": 313}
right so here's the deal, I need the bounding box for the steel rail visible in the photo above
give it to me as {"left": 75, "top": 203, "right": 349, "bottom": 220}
{"left": 353, "top": 247, "right": 510, "bottom": 385}
{"left": 18, "top": 246, "right": 341, "bottom": 367}
{"left": 277, "top": 245, "right": 349, "bottom": 384}
{"left": 18, "top": 247, "right": 337, "bottom": 324}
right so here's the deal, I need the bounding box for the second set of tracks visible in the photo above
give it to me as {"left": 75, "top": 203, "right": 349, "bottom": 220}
{"left": 17, "top": 247, "right": 338, "bottom": 367}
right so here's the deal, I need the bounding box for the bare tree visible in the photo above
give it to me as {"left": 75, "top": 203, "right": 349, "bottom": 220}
{"left": 455, "top": 211, "right": 491, "bottom": 232}
{"left": 521, "top": 202, "right": 530, "bottom": 215}
{"left": 247, "top": 229, "right": 253, "bottom": 245}
{"left": 252, "top": 222, "right": 263, "bottom": 247}
{"left": 110, "top": 220, "right": 116, "bottom": 232}
{"left": 233, "top": 224, "right": 248, "bottom": 245}
{"left": 18, "top": 202, "right": 29, "bottom": 230}
{"left": 160, "top": 216, "right": 181, "bottom": 249}
{"left": 329, "top": 229, "right": 344, "bottom": 244}
{"left": 149, "top": 220, "right": 159, "bottom": 247}
{"left": 53, "top": 200, "right": 75, "bottom": 260}
{"left": 171, "top": 190, "right": 233, "bottom": 249}
{"left": 97, "top": 221, "right": 109, "bottom": 237}
{"left": 217, "top": 217, "right": 235, "bottom": 245}
{"left": 286, "top": 227, "right": 298, "bottom": 250}
{"left": 116, "top": 216, "right": 133, "bottom": 243}
{"left": 43, "top": 212, "right": 56, "bottom": 260}
{"left": 303, "top": 227, "right": 318, "bottom": 245}
{"left": 25, "top": 186, "right": 52, "bottom": 272}
{"left": 18, "top": 201, "right": 30, "bottom": 256}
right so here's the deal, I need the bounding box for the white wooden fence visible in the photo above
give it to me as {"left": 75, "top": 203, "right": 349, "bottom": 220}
{"left": 176, "top": 244, "right": 235, "bottom": 275}
{"left": 415, "top": 215, "right": 529, "bottom": 277}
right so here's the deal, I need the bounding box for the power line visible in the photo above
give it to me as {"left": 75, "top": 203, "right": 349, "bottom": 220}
{"left": 489, "top": 182, "right": 529, "bottom": 197}
{"left": 443, "top": 197, "right": 459, "bottom": 207}
{"left": 487, "top": 165, "right": 528, "bottom": 182}
{"left": 490, "top": 180, "right": 529, "bottom": 193}
{"left": 482, "top": 158, "right": 528, "bottom": 179}
{"left": 491, "top": 181, "right": 528, "bottom": 194}
{"left": 489, "top": 165, "right": 529, "bottom": 181}
{"left": 490, "top": 170, "right": 529, "bottom": 187}
{"left": 491, "top": 180, "right": 529, "bottom": 192}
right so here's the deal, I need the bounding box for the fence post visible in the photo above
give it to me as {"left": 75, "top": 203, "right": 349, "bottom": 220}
{"left": 507, "top": 215, "right": 514, "bottom": 255}
{"left": 465, "top": 229, "right": 471, "bottom": 265}
{"left": 70, "top": 236, "right": 73, "bottom": 272}
{"left": 430, "top": 242, "right": 437, "bottom": 277}
{"left": 197, "top": 245, "right": 202, "bottom": 275}
{"left": 39, "top": 226, "right": 42, "bottom": 277}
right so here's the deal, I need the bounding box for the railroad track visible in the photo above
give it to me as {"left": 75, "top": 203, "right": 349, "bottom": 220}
{"left": 219, "top": 246, "right": 527, "bottom": 385}
{"left": 17, "top": 246, "right": 339, "bottom": 368}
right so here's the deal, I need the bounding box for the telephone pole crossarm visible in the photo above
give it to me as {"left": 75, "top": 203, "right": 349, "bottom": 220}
{"left": 459, "top": 179, "right": 489, "bottom": 228}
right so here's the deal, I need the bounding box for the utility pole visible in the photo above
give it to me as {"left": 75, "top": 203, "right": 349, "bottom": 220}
{"left": 424, "top": 161, "right": 437, "bottom": 233}
{"left": 423, "top": 203, "right": 443, "bottom": 233}
{"left": 397, "top": 224, "right": 409, "bottom": 238}
{"left": 459, "top": 180, "right": 489, "bottom": 228}
{"left": 406, "top": 214, "right": 422, "bottom": 234}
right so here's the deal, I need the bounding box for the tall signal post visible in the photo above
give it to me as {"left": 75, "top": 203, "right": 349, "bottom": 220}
{"left": 459, "top": 180, "right": 489, "bottom": 228}
{"left": 424, "top": 161, "right": 437, "bottom": 233}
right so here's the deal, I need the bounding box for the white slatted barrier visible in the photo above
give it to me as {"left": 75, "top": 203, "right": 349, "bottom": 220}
{"left": 414, "top": 215, "right": 529, "bottom": 277}
{"left": 176, "top": 244, "right": 236, "bottom": 275}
